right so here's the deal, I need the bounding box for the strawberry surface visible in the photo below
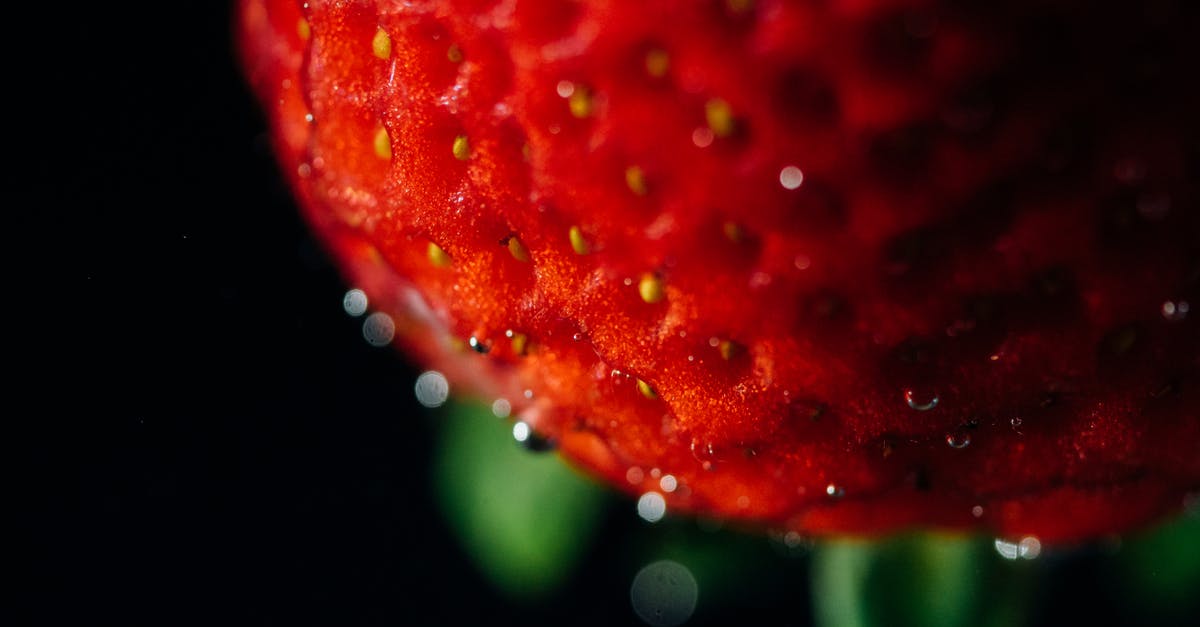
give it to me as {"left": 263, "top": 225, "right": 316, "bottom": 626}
{"left": 239, "top": 0, "right": 1199, "bottom": 542}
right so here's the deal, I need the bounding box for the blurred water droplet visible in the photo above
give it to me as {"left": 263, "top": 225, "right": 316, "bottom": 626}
{"left": 637, "top": 492, "right": 667, "bottom": 523}
{"left": 994, "top": 538, "right": 1021, "bottom": 560}
{"left": 342, "top": 288, "right": 368, "bottom": 317}
{"left": 511, "top": 420, "right": 554, "bottom": 452}
{"left": 490, "top": 398, "right": 511, "bottom": 418}
{"left": 414, "top": 371, "right": 449, "bottom": 408}
{"left": 1011, "top": 417, "right": 1024, "bottom": 431}
{"left": 779, "top": 165, "right": 805, "bottom": 190}
{"left": 994, "top": 536, "right": 1041, "bottom": 560}
{"left": 971, "top": 505, "right": 984, "bottom": 518}
{"left": 946, "top": 429, "right": 972, "bottom": 449}
{"left": 904, "top": 388, "right": 939, "bottom": 411}
{"left": 1018, "top": 536, "right": 1042, "bottom": 559}
{"left": 1162, "top": 300, "right": 1190, "bottom": 321}
{"left": 468, "top": 335, "right": 490, "bottom": 353}
{"left": 825, "top": 484, "right": 845, "bottom": 499}
{"left": 659, "top": 474, "right": 678, "bottom": 493}
{"left": 362, "top": 312, "right": 395, "bottom": 347}
{"left": 626, "top": 466, "right": 645, "bottom": 485}
{"left": 630, "top": 560, "right": 698, "bottom": 627}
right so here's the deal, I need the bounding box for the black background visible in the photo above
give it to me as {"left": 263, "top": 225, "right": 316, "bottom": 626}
{"left": 13, "top": 2, "right": 1198, "bottom": 626}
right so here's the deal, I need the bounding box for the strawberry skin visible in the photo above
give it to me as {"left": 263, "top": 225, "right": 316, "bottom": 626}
{"left": 239, "top": 0, "right": 1200, "bottom": 542}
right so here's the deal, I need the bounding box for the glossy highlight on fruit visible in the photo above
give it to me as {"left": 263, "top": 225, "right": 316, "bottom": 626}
{"left": 238, "top": 0, "right": 1200, "bottom": 542}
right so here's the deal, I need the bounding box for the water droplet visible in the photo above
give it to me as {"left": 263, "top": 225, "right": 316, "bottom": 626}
{"left": 413, "top": 371, "right": 449, "bottom": 408}
{"left": 490, "top": 398, "right": 511, "bottom": 418}
{"left": 637, "top": 492, "right": 667, "bottom": 523}
{"left": 523, "top": 389, "right": 534, "bottom": 399}
{"left": 660, "top": 474, "right": 678, "bottom": 493}
{"left": 779, "top": 165, "right": 805, "bottom": 190}
{"left": 1011, "top": 417, "right": 1024, "bottom": 431}
{"left": 825, "top": 484, "right": 845, "bottom": 499}
{"left": 1162, "top": 300, "right": 1190, "bottom": 321}
{"left": 555, "top": 80, "right": 575, "bottom": 98}
{"left": 468, "top": 335, "right": 490, "bottom": 353}
{"left": 971, "top": 505, "right": 984, "bottom": 518}
{"left": 736, "top": 495, "right": 750, "bottom": 509}
{"left": 690, "top": 439, "right": 720, "bottom": 471}
{"left": 629, "top": 560, "right": 698, "bottom": 627}
{"left": 626, "top": 466, "right": 645, "bottom": 485}
{"left": 904, "top": 388, "right": 939, "bottom": 411}
{"left": 362, "top": 312, "right": 395, "bottom": 347}
{"left": 512, "top": 420, "right": 554, "bottom": 452}
{"left": 994, "top": 536, "right": 1041, "bottom": 560}
{"left": 342, "top": 288, "right": 368, "bottom": 316}
{"left": 946, "top": 429, "right": 971, "bottom": 449}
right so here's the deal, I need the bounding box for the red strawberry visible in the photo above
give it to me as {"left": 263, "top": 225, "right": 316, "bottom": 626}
{"left": 238, "top": 0, "right": 1199, "bottom": 543}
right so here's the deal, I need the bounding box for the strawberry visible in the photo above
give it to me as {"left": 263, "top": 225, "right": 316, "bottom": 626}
{"left": 238, "top": 0, "right": 1199, "bottom": 543}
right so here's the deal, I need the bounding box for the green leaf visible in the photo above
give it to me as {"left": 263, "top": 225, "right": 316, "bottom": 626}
{"left": 432, "top": 401, "right": 608, "bottom": 602}
{"left": 1120, "top": 513, "right": 1200, "bottom": 615}
{"left": 812, "top": 532, "right": 1021, "bottom": 627}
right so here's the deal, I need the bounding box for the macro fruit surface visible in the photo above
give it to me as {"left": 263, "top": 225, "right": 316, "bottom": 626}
{"left": 238, "top": 0, "right": 1199, "bottom": 542}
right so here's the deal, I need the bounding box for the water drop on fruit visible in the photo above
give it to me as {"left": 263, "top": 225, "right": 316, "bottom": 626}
{"left": 946, "top": 429, "right": 971, "bottom": 449}
{"left": 512, "top": 420, "right": 554, "bottom": 452}
{"left": 825, "top": 483, "right": 845, "bottom": 499}
{"left": 904, "top": 388, "right": 939, "bottom": 411}
{"left": 491, "top": 398, "right": 511, "bottom": 418}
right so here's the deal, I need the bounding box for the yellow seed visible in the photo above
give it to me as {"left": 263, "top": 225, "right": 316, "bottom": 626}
{"left": 373, "top": 127, "right": 392, "bottom": 160}
{"left": 625, "top": 166, "right": 648, "bottom": 196}
{"left": 297, "top": 17, "right": 310, "bottom": 41}
{"left": 452, "top": 134, "right": 471, "bottom": 161}
{"left": 638, "top": 273, "right": 665, "bottom": 304}
{"left": 719, "top": 340, "right": 740, "bottom": 360}
{"left": 447, "top": 44, "right": 463, "bottom": 63}
{"left": 637, "top": 378, "right": 658, "bottom": 399}
{"left": 507, "top": 236, "right": 530, "bottom": 262}
{"left": 722, "top": 221, "right": 744, "bottom": 243}
{"left": 705, "top": 98, "right": 736, "bottom": 137}
{"left": 427, "top": 242, "right": 452, "bottom": 267}
{"left": 568, "top": 86, "right": 593, "bottom": 118}
{"left": 510, "top": 332, "right": 529, "bottom": 356}
{"left": 568, "top": 226, "right": 591, "bottom": 255}
{"left": 372, "top": 28, "right": 392, "bottom": 59}
{"left": 645, "top": 49, "right": 670, "bottom": 77}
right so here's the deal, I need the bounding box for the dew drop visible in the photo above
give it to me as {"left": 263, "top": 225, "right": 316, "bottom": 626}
{"left": 637, "top": 492, "right": 667, "bottom": 523}
{"left": 468, "top": 335, "right": 490, "bottom": 353}
{"left": 511, "top": 420, "right": 554, "bottom": 452}
{"left": 779, "top": 165, "right": 805, "bottom": 190}
{"left": 971, "top": 505, "right": 984, "bottom": 518}
{"left": 491, "top": 398, "right": 511, "bottom": 418}
{"left": 1162, "top": 300, "right": 1190, "bottom": 321}
{"left": 414, "top": 371, "right": 450, "bottom": 408}
{"left": 825, "top": 483, "right": 845, "bottom": 499}
{"left": 946, "top": 429, "right": 971, "bottom": 449}
{"left": 362, "top": 312, "right": 395, "bottom": 347}
{"left": 660, "top": 474, "right": 678, "bottom": 493}
{"left": 904, "top": 388, "right": 939, "bottom": 411}
{"left": 691, "top": 127, "right": 714, "bottom": 148}
{"left": 629, "top": 560, "right": 698, "bottom": 627}
{"left": 626, "top": 466, "right": 645, "bottom": 485}
{"left": 342, "top": 288, "right": 368, "bottom": 317}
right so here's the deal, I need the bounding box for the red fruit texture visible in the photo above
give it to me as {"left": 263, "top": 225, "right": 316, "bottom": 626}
{"left": 238, "top": 0, "right": 1200, "bottom": 542}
